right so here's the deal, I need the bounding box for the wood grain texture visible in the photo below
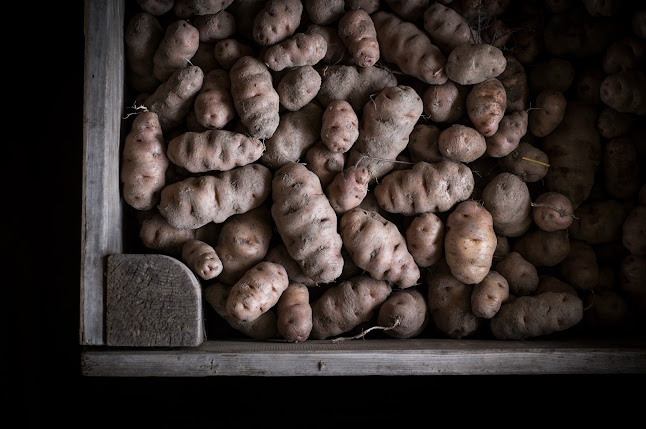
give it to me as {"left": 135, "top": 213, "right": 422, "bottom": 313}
{"left": 82, "top": 338, "right": 646, "bottom": 376}
{"left": 106, "top": 254, "right": 205, "bottom": 347}
{"left": 81, "top": 0, "right": 126, "bottom": 345}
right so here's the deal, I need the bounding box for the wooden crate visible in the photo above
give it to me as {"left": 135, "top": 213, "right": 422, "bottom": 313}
{"left": 80, "top": 0, "right": 646, "bottom": 376}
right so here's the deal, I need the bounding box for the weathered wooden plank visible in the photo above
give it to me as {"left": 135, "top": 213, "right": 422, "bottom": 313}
{"left": 81, "top": 338, "right": 646, "bottom": 376}
{"left": 81, "top": 0, "right": 126, "bottom": 345}
{"left": 106, "top": 254, "right": 205, "bottom": 347}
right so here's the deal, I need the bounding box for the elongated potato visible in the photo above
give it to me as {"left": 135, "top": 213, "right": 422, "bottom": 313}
{"left": 226, "top": 261, "right": 289, "bottom": 322}
{"left": 310, "top": 275, "right": 392, "bottom": 340}
{"left": 340, "top": 207, "right": 420, "bottom": 288}
{"left": 491, "top": 292, "right": 583, "bottom": 340}
{"left": 276, "top": 282, "right": 312, "bottom": 342}
{"left": 444, "top": 200, "right": 497, "bottom": 285}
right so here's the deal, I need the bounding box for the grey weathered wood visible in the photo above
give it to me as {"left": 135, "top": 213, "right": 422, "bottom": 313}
{"left": 81, "top": 0, "right": 126, "bottom": 345}
{"left": 106, "top": 254, "right": 205, "bottom": 347}
{"left": 81, "top": 338, "right": 646, "bottom": 376}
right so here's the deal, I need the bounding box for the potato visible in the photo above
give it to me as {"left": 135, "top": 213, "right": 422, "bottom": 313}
{"left": 484, "top": 110, "right": 528, "bottom": 158}
{"left": 303, "top": 0, "right": 344, "bottom": 25}
{"left": 144, "top": 65, "right": 204, "bottom": 133}
{"left": 372, "top": 11, "right": 448, "bottom": 85}
{"left": 213, "top": 38, "right": 254, "bottom": 69}
{"left": 466, "top": 78, "right": 507, "bottom": 137}
{"left": 471, "top": 270, "right": 509, "bottom": 319}
{"left": 497, "top": 55, "right": 529, "bottom": 112}
{"left": 531, "top": 192, "right": 575, "bottom": 232}
{"left": 264, "top": 243, "right": 316, "bottom": 288}
{"left": 542, "top": 101, "right": 602, "bottom": 209}
{"left": 316, "top": 64, "right": 397, "bottom": 114}
{"left": 230, "top": 56, "right": 280, "bottom": 140}
{"left": 153, "top": 20, "right": 200, "bottom": 81}
{"left": 490, "top": 292, "right": 583, "bottom": 340}
{"left": 181, "top": 239, "right": 222, "bottom": 280}
{"left": 377, "top": 288, "right": 429, "bottom": 339}
{"left": 482, "top": 172, "right": 533, "bottom": 238}
{"left": 306, "top": 23, "right": 353, "bottom": 65}
{"left": 193, "top": 69, "right": 235, "bottom": 129}
{"left": 136, "top": 0, "right": 174, "bottom": 16}
{"left": 445, "top": 43, "right": 507, "bottom": 86}
{"left": 600, "top": 70, "right": 646, "bottom": 115}
{"left": 385, "top": 0, "right": 430, "bottom": 21}
{"left": 529, "top": 89, "right": 567, "bottom": 137}
{"left": 277, "top": 66, "right": 322, "bottom": 111}
{"left": 422, "top": 2, "right": 476, "bottom": 54}
{"left": 204, "top": 282, "right": 278, "bottom": 340}
{"left": 498, "top": 142, "right": 550, "bottom": 183}
{"left": 583, "top": 291, "right": 631, "bottom": 331}
{"left": 575, "top": 66, "right": 604, "bottom": 105}
{"left": 374, "top": 161, "right": 474, "bottom": 215}
{"left": 167, "top": 129, "right": 264, "bottom": 173}
{"left": 320, "top": 100, "right": 359, "bottom": 153}
{"left": 121, "top": 111, "right": 170, "bottom": 211}
{"left": 407, "top": 124, "right": 445, "bottom": 163}
{"left": 173, "top": 0, "right": 235, "bottom": 19}
{"left": 535, "top": 275, "right": 578, "bottom": 296}
{"left": 158, "top": 163, "right": 272, "bottom": 229}
{"left": 558, "top": 240, "right": 600, "bottom": 291}
{"left": 193, "top": 9, "right": 236, "bottom": 43}
{"left": 346, "top": 85, "right": 423, "bottom": 183}
{"left": 528, "top": 57, "right": 575, "bottom": 93}
{"left": 310, "top": 275, "right": 392, "bottom": 340}
{"left": 276, "top": 282, "right": 312, "bottom": 342}
{"left": 438, "top": 124, "right": 487, "bottom": 163}
{"left": 495, "top": 251, "right": 538, "bottom": 296}
{"left": 264, "top": 33, "right": 328, "bottom": 72}
{"left": 304, "top": 141, "right": 345, "bottom": 189}
{"left": 513, "top": 228, "right": 570, "bottom": 267}
{"left": 139, "top": 211, "right": 197, "bottom": 255}
{"left": 226, "top": 261, "right": 289, "bottom": 322}
{"left": 326, "top": 166, "right": 369, "bottom": 214}
{"left": 340, "top": 207, "right": 420, "bottom": 288}
{"left": 337, "top": 9, "right": 379, "bottom": 67}
{"left": 405, "top": 212, "right": 444, "bottom": 268}
{"left": 425, "top": 260, "right": 483, "bottom": 339}
{"left": 603, "top": 137, "right": 641, "bottom": 200}
{"left": 568, "top": 199, "right": 628, "bottom": 245}
{"left": 422, "top": 80, "right": 468, "bottom": 124}
{"left": 215, "top": 205, "right": 273, "bottom": 285}
{"left": 444, "top": 200, "right": 497, "bottom": 285}
{"left": 260, "top": 102, "right": 323, "bottom": 170}
{"left": 596, "top": 106, "right": 634, "bottom": 139}
{"left": 125, "top": 12, "right": 163, "bottom": 93}
{"left": 271, "top": 162, "right": 344, "bottom": 284}
{"left": 252, "top": 0, "right": 303, "bottom": 46}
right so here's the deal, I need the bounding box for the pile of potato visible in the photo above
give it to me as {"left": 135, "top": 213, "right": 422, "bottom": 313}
{"left": 121, "top": 0, "right": 645, "bottom": 342}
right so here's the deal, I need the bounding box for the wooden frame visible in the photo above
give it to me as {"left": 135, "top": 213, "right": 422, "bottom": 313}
{"left": 80, "top": 0, "right": 646, "bottom": 376}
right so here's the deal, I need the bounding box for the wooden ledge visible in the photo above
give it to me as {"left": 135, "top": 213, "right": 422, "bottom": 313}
{"left": 82, "top": 338, "right": 646, "bottom": 376}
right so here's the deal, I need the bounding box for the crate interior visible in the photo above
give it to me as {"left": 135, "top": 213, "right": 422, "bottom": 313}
{"left": 82, "top": 0, "right": 646, "bottom": 372}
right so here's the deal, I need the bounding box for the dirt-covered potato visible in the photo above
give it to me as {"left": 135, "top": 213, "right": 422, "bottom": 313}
{"left": 490, "top": 292, "right": 584, "bottom": 340}
{"left": 444, "top": 200, "right": 497, "bottom": 285}
{"left": 445, "top": 43, "right": 507, "bottom": 86}
{"left": 426, "top": 260, "right": 483, "bottom": 339}
{"left": 309, "top": 275, "right": 392, "bottom": 340}
{"left": 377, "top": 288, "right": 429, "bottom": 339}
{"left": 495, "top": 251, "right": 539, "bottom": 296}
{"left": 482, "top": 172, "right": 533, "bottom": 238}
{"left": 471, "top": 271, "right": 509, "bottom": 319}
{"left": 532, "top": 192, "right": 575, "bottom": 232}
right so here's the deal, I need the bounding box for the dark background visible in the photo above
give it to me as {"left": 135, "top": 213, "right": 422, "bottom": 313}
{"left": 9, "top": 2, "right": 643, "bottom": 426}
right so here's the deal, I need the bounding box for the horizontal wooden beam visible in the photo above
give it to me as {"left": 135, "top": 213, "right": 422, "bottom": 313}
{"left": 81, "top": 338, "right": 646, "bottom": 376}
